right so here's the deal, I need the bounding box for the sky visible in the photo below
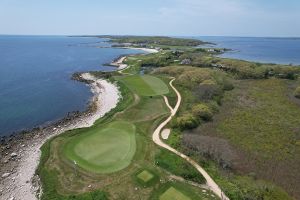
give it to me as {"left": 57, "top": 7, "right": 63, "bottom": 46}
{"left": 0, "top": 0, "right": 299, "bottom": 37}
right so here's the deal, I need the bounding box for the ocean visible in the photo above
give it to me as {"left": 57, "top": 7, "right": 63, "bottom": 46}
{"left": 195, "top": 36, "right": 300, "bottom": 65}
{"left": 1, "top": 35, "right": 299, "bottom": 136}
{"left": 0, "top": 36, "right": 142, "bottom": 136}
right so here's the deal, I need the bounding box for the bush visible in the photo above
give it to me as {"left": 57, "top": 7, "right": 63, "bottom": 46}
{"left": 175, "top": 114, "right": 199, "bottom": 130}
{"left": 192, "top": 104, "right": 213, "bottom": 121}
{"left": 194, "top": 80, "right": 222, "bottom": 101}
{"left": 294, "top": 86, "right": 300, "bottom": 98}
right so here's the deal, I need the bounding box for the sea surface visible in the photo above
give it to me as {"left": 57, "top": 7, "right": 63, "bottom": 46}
{"left": 0, "top": 36, "right": 143, "bottom": 136}
{"left": 194, "top": 36, "right": 300, "bottom": 65}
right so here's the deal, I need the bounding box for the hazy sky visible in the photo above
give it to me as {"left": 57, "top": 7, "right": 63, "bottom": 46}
{"left": 0, "top": 0, "right": 299, "bottom": 37}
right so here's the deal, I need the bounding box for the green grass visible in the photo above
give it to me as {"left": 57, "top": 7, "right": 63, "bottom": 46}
{"left": 159, "top": 187, "right": 191, "bottom": 200}
{"left": 119, "top": 97, "right": 169, "bottom": 122}
{"left": 117, "top": 75, "right": 169, "bottom": 96}
{"left": 137, "top": 170, "right": 154, "bottom": 183}
{"left": 150, "top": 182, "right": 218, "bottom": 200}
{"left": 63, "top": 121, "right": 136, "bottom": 174}
{"left": 155, "top": 148, "right": 205, "bottom": 184}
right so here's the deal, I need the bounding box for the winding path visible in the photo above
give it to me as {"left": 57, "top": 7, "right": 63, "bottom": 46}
{"left": 152, "top": 78, "right": 229, "bottom": 200}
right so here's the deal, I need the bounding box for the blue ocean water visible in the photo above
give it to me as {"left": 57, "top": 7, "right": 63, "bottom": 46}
{"left": 0, "top": 36, "right": 142, "bottom": 136}
{"left": 195, "top": 36, "right": 300, "bottom": 65}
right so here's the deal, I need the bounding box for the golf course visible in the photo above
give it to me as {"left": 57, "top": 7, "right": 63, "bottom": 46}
{"left": 117, "top": 75, "right": 169, "bottom": 96}
{"left": 63, "top": 121, "right": 136, "bottom": 174}
{"left": 38, "top": 71, "right": 218, "bottom": 200}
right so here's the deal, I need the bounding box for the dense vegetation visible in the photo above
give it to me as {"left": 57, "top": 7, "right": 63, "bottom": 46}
{"left": 106, "top": 36, "right": 208, "bottom": 47}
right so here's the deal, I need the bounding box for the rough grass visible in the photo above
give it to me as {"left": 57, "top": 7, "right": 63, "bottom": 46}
{"left": 155, "top": 148, "right": 205, "bottom": 184}
{"left": 63, "top": 121, "right": 136, "bottom": 174}
{"left": 117, "top": 75, "right": 169, "bottom": 96}
{"left": 185, "top": 78, "right": 299, "bottom": 199}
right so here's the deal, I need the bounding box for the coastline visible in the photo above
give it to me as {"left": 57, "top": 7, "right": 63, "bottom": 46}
{"left": 0, "top": 73, "right": 120, "bottom": 200}
{"left": 123, "top": 47, "right": 159, "bottom": 54}
{"left": 0, "top": 47, "right": 157, "bottom": 200}
{"left": 109, "top": 47, "right": 159, "bottom": 71}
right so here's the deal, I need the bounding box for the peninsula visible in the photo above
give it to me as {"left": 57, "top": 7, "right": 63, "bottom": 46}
{"left": 1, "top": 36, "right": 300, "bottom": 200}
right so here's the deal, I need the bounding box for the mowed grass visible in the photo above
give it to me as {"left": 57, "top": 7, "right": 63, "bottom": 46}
{"left": 117, "top": 75, "right": 169, "bottom": 96}
{"left": 159, "top": 187, "right": 190, "bottom": 200}
{"left": 119, "top": 97, "right": 169, "bottom": 122}
{"left": 63, "top": 121, "right": 136, "bottom": 174}
{"left": 137, "top": 170, "right": 154, "bottom": 183}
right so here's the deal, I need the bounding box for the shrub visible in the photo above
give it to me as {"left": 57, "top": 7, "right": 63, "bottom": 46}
{"left": 175, "top": 114, "right": 199, "bottom": 130}
{"left": 194, "top": 80, "right": 222, "bottom": 101}
{"left": 192, "top": 104, "right": 213, "bottom": 121}
{"left": 294, "top": 86, "right": 300, "bottom": 98}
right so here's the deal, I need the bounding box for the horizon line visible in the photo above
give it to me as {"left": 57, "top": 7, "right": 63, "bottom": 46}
{"left": 0, "top": 34, "right": 300, "bottom": 39}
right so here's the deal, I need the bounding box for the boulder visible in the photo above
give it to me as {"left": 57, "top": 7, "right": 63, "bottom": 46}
{"left": 10, "top": 152, "right": 17, "bottom": 158}
{"left": 2, "top": 173, "right": 11, "bottom": 178}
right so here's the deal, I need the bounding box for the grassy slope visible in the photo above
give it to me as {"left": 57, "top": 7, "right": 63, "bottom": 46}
{"left": 63, "top": 121, "right": 136, "bottom": 174}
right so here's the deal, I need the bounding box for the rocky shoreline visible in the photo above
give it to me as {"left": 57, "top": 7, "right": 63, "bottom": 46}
{"left": 0, "top": 73, "right": 120, "bottom": 200}
{"left": 0, "top": 47, "right": 157, "bottom": 200}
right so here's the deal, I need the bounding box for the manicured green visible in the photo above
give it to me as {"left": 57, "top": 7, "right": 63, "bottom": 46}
{"left": 117, "top": 75, "right": 169, "bottom": 96}
{"left": 137, "top": 170, "right": 154, "bottom": 183}
{"left": 64, "top": 121, "right": 136, "bottom": 174}
{"left": 159, "top": 187, "right": 191, "bottom": 200}
{"left": 150, "top": 182, "right": 218, "bottom": 200}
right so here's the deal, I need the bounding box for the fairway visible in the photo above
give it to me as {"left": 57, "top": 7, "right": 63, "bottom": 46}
{"left": 159, "top": 187, "right": 191, "bottom": 200}
{"left": 64, "top": 121, "right": 136, "bottom": 174}
{"left": 118, "top": 75, "right": 169, "bottom": 96}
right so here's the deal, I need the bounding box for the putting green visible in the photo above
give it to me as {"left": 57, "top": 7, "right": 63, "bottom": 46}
{"left": 63, "top": 121, "right": 136, "bottom": 174}
{"left": 159, "top": 187, "right": 191, "bottom": 200}
{"left": 137, "top": 170, "right": 154, "bottom": 183}
{"left": 118, "top": 75, "right": 169, "bottom": 96}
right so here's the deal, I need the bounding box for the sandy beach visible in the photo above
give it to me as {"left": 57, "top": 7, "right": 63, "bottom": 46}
{"left": 126, "top": 47, "right": 159, "bottom": 54}
{"left": 110, "top": 48, "right": 159, "bottom": 71}
{"left": 0, "top": 46, "right": 158, "bottom": 200}
{"left": 0, "top": 73, "right": 120, "bottom": 200}
{"left": 110, "top": 56, "right": 128, "bottom": 70}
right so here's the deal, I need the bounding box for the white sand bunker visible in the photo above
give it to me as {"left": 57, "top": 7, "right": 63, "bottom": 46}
{"left": 161, "top": 129, "right": 171, "bottom": 140}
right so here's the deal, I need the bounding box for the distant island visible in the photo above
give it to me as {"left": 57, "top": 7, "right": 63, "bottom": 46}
{"left": 1, "top": 35, "right": 300, "bottom": 200}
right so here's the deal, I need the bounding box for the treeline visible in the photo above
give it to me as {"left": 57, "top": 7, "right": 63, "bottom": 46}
{"left": 177, "top": 50, "right": 300, "bottom": 80}
{"left": 106, "top": 36, "right": 207, "bottom": 47}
